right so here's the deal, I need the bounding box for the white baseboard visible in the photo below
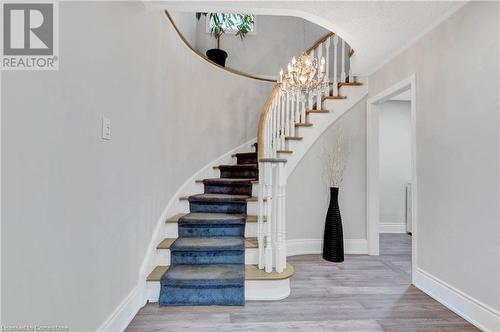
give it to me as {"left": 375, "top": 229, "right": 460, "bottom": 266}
{"left": 379, "top": 223, "right": 407, "bottom": 233}
{"left": 96, "top": 282, "right": 146, "bottom": 332}
{"left": 286, "top": 238, "right": 368, "bottom": 256}
{"left": 415, "top": 267, "right": 500, "bottom": 332}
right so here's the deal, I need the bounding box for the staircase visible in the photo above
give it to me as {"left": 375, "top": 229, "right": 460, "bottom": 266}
{"left": 143, "top": 14, "right": 366, "bottom": 306}
{"left": 148, "top": 144, "right": 288, "bottom": 305}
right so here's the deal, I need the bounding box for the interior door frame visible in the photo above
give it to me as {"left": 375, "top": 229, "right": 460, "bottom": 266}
{"left": 366, "top": 74, "right": 418, "bottom": 283}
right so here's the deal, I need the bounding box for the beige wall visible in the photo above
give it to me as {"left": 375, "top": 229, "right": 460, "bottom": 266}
{"left": 369, "top": 1, "right": 500, "bottom": 311}
{"left": 1, "top": 2, "right": 272, "bottom": 330}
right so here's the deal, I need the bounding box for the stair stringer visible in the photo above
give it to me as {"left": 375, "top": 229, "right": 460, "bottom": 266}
{"left": 284, "top": 82, "right": 368, "bottom": 176}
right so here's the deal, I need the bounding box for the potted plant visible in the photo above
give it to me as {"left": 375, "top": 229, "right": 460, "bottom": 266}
{"left": 196, "top": 13, "right": 254, "bottom": 67}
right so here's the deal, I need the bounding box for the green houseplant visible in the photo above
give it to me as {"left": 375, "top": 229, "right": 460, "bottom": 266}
{"left": 196, "top": 13, "right": 255, "bottom": 67}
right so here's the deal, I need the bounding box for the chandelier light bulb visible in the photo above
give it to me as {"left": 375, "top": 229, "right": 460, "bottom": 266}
{"left": 280, "top": 52, "right": 329, "bottom": 96}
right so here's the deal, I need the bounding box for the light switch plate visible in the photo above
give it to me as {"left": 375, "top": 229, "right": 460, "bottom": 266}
{"left": 101, "top": 117, "right": 111, "bottom": 140}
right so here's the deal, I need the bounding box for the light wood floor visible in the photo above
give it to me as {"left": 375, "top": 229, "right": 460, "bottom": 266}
{"left": 127, "top": 234, "right": 478, "bottom": 331}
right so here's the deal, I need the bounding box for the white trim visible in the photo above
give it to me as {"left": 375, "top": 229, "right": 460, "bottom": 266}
{"left": 96, "top": 282, "right": 146, "bottom": 332}
{"left": 379, "top": 223, "right": 407, "bottom": 234}
{"left": 415, "top": 268, "right": 500, "bottom": 332}
{"left": 286, "top": 238, "right": 368, "bottom": 256}
{"left": 366, "top": 74, "right": 417, "bottom": 285}
{"left": 245, "top": 279, "right": 290, "bottom": 301}
{"left": 367, "top": 2, "right": 466, "bottom": 76}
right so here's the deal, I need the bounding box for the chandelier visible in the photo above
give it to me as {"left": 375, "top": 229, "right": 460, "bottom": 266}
{"left": 278, "top": 53, "right": 328, "bottom": 95}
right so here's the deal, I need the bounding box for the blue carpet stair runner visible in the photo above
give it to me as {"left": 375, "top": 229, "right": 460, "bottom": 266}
{"left": 159, "top": 145, "right": 258, "bottom": 306}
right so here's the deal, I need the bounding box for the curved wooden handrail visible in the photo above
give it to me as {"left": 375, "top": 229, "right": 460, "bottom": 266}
{"left": 164, "top": 10, "right": 276, "bottom": 83}
{"left": 305, "top": 32, "right": 335, "bottom": 55}
{"left": 257, "top": 84, "right": 281, "bottom": 158}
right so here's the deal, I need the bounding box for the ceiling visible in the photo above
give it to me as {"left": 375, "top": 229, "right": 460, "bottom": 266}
{"left": 152, "top": 1, "right": 466, "bottom": 75}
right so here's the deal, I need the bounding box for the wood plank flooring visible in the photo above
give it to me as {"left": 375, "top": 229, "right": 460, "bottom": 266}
{"left": 127, "top": 234, "right": 478, "bottom": 331}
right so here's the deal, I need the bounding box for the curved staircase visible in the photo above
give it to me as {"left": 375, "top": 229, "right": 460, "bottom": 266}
{"left": 159, "top": 147, "right": 257, "bottom": 305}
{"left": 143, "top": 12, "right": 366, "bottom": 306}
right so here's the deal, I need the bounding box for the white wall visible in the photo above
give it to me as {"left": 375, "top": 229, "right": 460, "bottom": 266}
{"left": 369, "top": 0, "right": 500, "bottom": 320}
{"left": 169, "top": 11, "right": 197, "bottom": 46}
{"left": 378, "top": 100, "right": 411, "bottom": 228}
{"left": 287, "top": 98, "right": 367, "bottom": 241}
{"left": 193, "top": 14, "right": 327, "bottom": 78}
{"left": 1, "top": 2, "right": 272, "bottom": 330}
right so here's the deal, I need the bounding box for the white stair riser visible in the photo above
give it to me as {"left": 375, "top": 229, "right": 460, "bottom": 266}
{"left": 146, "top": 278, "right": 290, "bottom": 302}
{"left": 152, "top": 247, "right": 258, "bottom": 267}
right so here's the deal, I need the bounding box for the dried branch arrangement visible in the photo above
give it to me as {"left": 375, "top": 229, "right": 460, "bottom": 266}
{"left": 323, "top": 129, "right": 349, "bottom": 187}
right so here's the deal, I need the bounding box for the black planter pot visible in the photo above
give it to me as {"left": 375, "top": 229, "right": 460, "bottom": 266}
{"left": 323, "top": 187, "right": 344, "bottom": 262}
{"left": 206, "top": 49, "right": 228, "bottom": 67}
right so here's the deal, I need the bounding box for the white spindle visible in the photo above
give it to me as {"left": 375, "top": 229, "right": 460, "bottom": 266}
{"left": 281, "top": 92, "right": 286, "bottom": 150}
{"left": 341, "top": 39, "right": 346, "bottom": 83}
{"left": 333, "top": 35, "right": 339, "bottom": 96}
{"left": 325, "top": 37, "right": 331, "bottom": 96}
{"left": 284, "top": 92, "right": 290, "bottom": 137}
{"left": 317, "top": 42, "right": 324, "bottom": 109}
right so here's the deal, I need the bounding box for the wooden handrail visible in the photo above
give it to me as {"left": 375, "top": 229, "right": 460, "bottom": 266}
{"left": 257, "top": 84, "right": 281, "bottom": 158}
{"left": 164, "top": 10, "right": 276, "bottom": 83}
{"left": 305, "top": 32, "right": 335, "bottom": 55}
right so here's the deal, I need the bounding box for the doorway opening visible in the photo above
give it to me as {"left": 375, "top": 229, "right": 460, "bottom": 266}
{"left": 367, "top": 74, "right": 417, "bottom": 283}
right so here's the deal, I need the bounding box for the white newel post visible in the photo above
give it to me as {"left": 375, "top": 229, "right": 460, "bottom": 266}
{"left": 257, "top": 163, "right": 265, "bottom": 269}
{"left": 275, "top": 162, "right": 287, "bottom": 272}
{"left": 264, "top": 162, "right": 274, "bottom": 273}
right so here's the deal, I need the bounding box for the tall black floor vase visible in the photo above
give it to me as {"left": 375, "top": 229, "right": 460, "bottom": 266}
{"left": 323, "top": 187, "right": 344, "bottom": 262}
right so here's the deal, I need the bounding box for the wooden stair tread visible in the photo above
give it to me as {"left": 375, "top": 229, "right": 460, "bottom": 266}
{"left": 157, "top": 237, "right": 258, "bottom": 250}
{"left": 179, "top": 195, "right": 261, "bottom": 202}
{"left": 295, "top": 123, "right": 313, "bottom": 127}
{"left": 147, "top": 263, "right": 294, "bottom": 282}
{"left": 166, "top": 213, "right": 265, "bottom": 223}
{"left": 306, "top": 109, "right": 329, "bottom": 114}
{"left": 277, "top": 150, "right": 293, "bottom": 154}
{"left": 338, "top": 82, "right": 363, "bottom": 87}
{"left": 285, "top": 136, "right": 303, "bottom": 141}
{"left": 259, "top": 158, "right": 287, "bottom": 163}
{"left": 196, "top": 179, "right": 258, "bottom": 184}
{"left": 322, "top": 95, "right": 347, "bottom": 100}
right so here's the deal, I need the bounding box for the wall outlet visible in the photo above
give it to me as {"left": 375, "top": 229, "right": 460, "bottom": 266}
{"left": 101, "top": 117, "right": 111, "bottom": 140}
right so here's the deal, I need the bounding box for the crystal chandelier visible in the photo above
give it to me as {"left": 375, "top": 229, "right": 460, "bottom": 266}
{"left": 278, "top": 53, "right": 328, "bottom": 95}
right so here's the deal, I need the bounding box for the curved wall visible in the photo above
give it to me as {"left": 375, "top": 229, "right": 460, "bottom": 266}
{"left": 194, "top": 14, "right": 328, "bottom": 78}
{"left": 1, "top": 2, "right": 273, "bottom": 330}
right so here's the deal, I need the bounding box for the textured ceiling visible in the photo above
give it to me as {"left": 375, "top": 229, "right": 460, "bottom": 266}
{"left": 155, "top": 1, "right": 466, "bottom": 75}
